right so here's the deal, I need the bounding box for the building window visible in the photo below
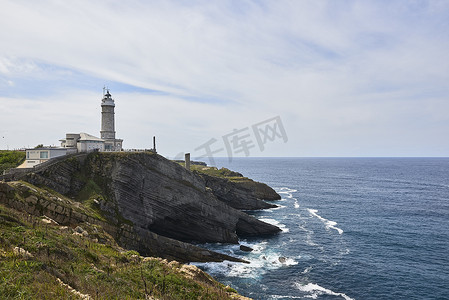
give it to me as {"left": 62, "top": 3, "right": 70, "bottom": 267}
{"left": 40, "top": 151, "right": 48, "bottom": 159}
{"left": 27, "top": 152, "right": 30, "bottom": 159}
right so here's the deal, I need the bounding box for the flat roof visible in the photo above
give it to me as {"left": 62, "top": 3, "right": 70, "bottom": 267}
{"left": 26, "top": 147, "right": 68, "bottom": 151}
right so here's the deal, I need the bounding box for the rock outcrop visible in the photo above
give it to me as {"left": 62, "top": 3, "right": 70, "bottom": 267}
{"left": 16, "top": 152, "right": 281, "bottom": 262}
{"left": 200, "top": 173, "right": 280, "bottom": 210}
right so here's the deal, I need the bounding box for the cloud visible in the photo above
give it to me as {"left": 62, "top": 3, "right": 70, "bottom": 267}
{"left": 0, "top": 0, "right": 448, "bottom": 156}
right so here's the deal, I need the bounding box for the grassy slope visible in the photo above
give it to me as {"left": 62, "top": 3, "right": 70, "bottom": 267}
{"left": 0, "top": 151, "right": 26, "bottom": 174}
{"left": 185, "top": 164, "right": 252, "bottom": 183}
{"left": 0, "top": 182, "right": 244, "bottom": 300}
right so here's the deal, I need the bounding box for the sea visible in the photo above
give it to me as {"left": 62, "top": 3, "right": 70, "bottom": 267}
{"left": 194, "top": 157, "right": 449, "bottom": 300}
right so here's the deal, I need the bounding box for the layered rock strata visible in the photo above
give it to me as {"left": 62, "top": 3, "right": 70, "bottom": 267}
{"left": 11, "top": 152, "right": 281, "bottom": 262}
{"left": 0, "top": 181, "right": 245, "bottom": 263}
{"left": 200, "top": 173, "right": 280, "bottom": 210}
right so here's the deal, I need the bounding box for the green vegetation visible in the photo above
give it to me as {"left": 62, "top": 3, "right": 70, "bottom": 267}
{"left": 73, "top": 160, "right": 133, "bottom": 227}
{"left": 75, "top": 182, "right": 110, "bottom": 223}
{"left": 0, "top": 185, "right": 242, "bottom": 299}
{"left": 189, "top": 165, "right": 252, "bottom": 183}
{"left": 0, "top": 150, "right": 26, "bottom": 174}
{"left": 15, "top": 181, "right": 107, "bottom": 225}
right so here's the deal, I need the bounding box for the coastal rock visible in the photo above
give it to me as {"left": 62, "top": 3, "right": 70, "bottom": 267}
{"left": 20, "top": 152, "right": 281, "bottom": 261}
{"left": 239, "top": 245, "right": 253, "bottom": 252}
{"left": 201, "top": 173, "right": 280, "bottom": 210}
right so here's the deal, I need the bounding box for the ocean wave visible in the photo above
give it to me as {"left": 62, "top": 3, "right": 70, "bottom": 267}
{"left": 294, "top": 282, "right": 355, "bottom": 300}
{"left": 294, "top": 199, "right": 300, "bottom": 208}
{"left": 276, "top": 187, "right": 297, "bottom": 200}
{"left": 305, "top": 234, "right": 323, "bottom": 249}
{"left": 302, "top": 266, "right": 313, "bottom": 274}
{"left": 271, "top": 295, "right": 304, "bottom": 299}
{"left": 298, "top": 224, "right": 321, "bottom": 248}
{"left": 193, "top": 261, "right": 260, "bottom": 279}
{"left": 298, "top": 224, "right": 312, "bottom": 233}
{"left": 275, "top": 187, "right": 300, "bottom": 209}
{"left": 194, "top": 240, "right": 298, "bottom": 279}
{"left": 194, "top": 254, "right": 298, "bottom": 279}
{"left": 276, "top": 187, "right": 298, "bottom": 194}
{"left": 260, "top": 252, "right": 298, "bottom": 267}
{"left": 307, "top": 209, "right": 343, "bottom": 234}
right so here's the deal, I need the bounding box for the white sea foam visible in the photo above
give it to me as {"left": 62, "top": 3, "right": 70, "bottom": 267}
{"left": 277, "top": 187, "right": 297, "bottom": 194}
{"left": 305, "top": 235, "right": 323, "bottom": 249}
{"left": 276, "top": 187, "right": 300, "bottom": 209}
{"left": 298, "top": 224, "right": 311, "bottom": 232}
{"left": 260, "top": 252, "right": 298, "bottom": 267}
{"left": 194, "top": 253, "right": 298, "bottom": 279}
{"left": 342, "top": 248, "right": 350, "bottom": 255}
{"left": 271, "top": 295, "right": 304, "bottom": 299}
{"left": 194, "top": 240, "right": 297, "bottom": 279}
{"left": 308, "top": 209, "right": 343, "bottom": 234}
{"left": 298, "top": 224, "right": 321, "bottom": 248}
{"left": 295, "top": 282, "right": 355, "bottom": 300}
{"left": 194, "top": 261, "right": 260, "bottom": 279}
{"left": 302, "top": 266, "right": 313, "bottom": 274}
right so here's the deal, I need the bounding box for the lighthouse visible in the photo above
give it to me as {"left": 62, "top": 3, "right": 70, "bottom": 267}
{"left": 101, "top": 89, "right": 123, "bottom": 151}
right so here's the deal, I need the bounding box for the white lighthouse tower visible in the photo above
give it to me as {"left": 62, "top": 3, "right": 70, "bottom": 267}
{"left": 101, "top": 89, "right": 123, "bottom": 151}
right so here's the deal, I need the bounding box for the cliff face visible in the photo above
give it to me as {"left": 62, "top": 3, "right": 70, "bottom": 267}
{"left": 89, "top": 153, "right": 280, "bottom": 243}
{"left": 200, "top": 174, "right": 280, "bottom": 210}
{"left": 22, "top": 152, "right": 280, "bottom": 254}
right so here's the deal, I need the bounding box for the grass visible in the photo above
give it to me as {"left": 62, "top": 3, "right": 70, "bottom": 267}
{"left": 75, "top": 178, "right": 133, "bottom": 227}
{"left": 12, "top": 181, "right": 108, "bottom": 225}
{"left": 188, "top": 165, "right": 253, "bottom": 183}
{"left": 0, "top": 186, "right": 243, "bottom": 299}
{"left": 0, "top": 150, "right": 26, "bottom": 174}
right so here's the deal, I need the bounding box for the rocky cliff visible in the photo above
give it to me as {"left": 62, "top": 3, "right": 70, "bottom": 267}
{"left": 200, "top": 173, "right": 280, "bottom": 210}
{"left": 15, "top": 152, "right": 280, "bottom": 262}
{"left": 0, "top": 181, "right": 246, "bottom": 264}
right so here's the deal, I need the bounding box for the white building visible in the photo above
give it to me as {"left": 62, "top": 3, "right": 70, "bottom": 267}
{"left": 60, "top": 132, "right": 105, "bottom": 152}
{"left": 77, "top": 133, "right": 105, "bottom": 152}
{"left": 19, "top": 147, "right": 76, "bottom": 168}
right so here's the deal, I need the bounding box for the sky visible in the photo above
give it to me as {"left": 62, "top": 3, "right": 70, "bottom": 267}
{"left": 0, "top": 0, "right": 448, "bottom": 158}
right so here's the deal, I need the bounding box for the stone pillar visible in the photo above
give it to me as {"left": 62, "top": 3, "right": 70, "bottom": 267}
{"left": 153, "top": 136, "right": 156, "bottom": 153}
{"left": 185, "top": 153, "right": 190, "bottom": 171}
